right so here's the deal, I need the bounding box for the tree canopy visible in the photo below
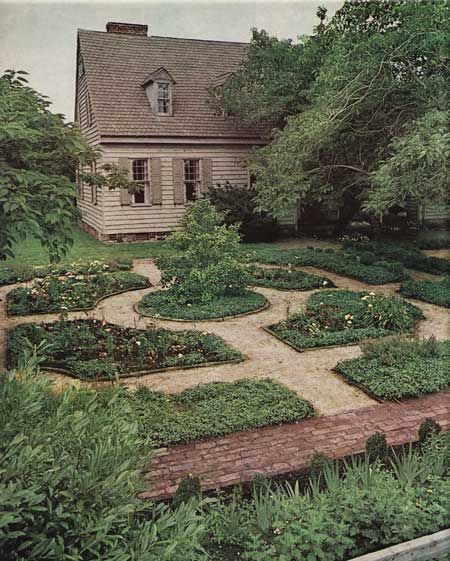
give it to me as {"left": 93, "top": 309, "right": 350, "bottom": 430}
{"left": 0, "top": 70, "right": 130, "bottom": 261}
{"left": 217, "top": 0, "right": 450, "bottom": 229}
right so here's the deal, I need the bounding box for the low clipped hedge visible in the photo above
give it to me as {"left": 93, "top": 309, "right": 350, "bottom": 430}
{"left": 0, "top": 258, "right": 133, "bottom": 286}
{"left": 342, "top": 240, "right": 450, "bottom": 275}
{"left": 123, "top": 378, "right": 314, "bottom": 447}
{"left": 266, "top": 289, "right": 422, "bottom": 351}
{"left": 336, "top": 338, "right": 450, "bottom": 400}
{"left": 7, "top": 271, "right": 150, "bottom": 316}
{"left": 417, "top": 232, "right": 450, "bottom": 250}
{"left": 7, "top": 320, "right": 242, "bottom": 379}
{"left": 243, "top": 247, "right": 407, "bottom": 284}
{"left": 400, "top": 277, "right": 450, "bottom": 308}
{"left": 248, "top": 266, "right": 335, "bottom": 291}
{"left": 137, "top": 289, "right": 268, "bottom": 320}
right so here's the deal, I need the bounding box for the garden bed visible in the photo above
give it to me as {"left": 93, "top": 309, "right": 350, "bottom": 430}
{"left": 7, "top": 320, "right": 243, "bottom": 380}
{"left": 0, "top": 258, "right": 133, "bottom": 286}
{"left": 335, "top": 338, "right": 450, "bottom": 400}
{"left": 136, "top": 289, "right": 269, "bottom": 321}
{"left": 7, "top": 272, "right": 150, "bottom": 316}
{"left": 400, "top": 277, "right": 450, "bottom": 308}
{"left": 122, "top": 378, "right": 314, "bottom": 447}
{"left": 247, "top": 265, "right": 335, "bottom": 291}
{"left": 243, "top": 247, "right": 408, "bottom": 284}
{"left": 265, "top": 290, "right": 422, "bottom": 351}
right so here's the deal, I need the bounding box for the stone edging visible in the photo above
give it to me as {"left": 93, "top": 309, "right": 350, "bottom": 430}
{"left": 6, "top": 282, "right": 152, "bottom": 318}
{"left": 134, "top": 295, "right": 270, "bottom": 323}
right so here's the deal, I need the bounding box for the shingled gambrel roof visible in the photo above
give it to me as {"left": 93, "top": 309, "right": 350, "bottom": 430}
{"left": 77, "top": 29, "right": 268, "bottom": 139}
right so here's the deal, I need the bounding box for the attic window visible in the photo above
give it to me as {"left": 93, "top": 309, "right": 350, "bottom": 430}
{"left": 141, "top": 67, "right": 176, "bottom": 116}
{"left": 157, "top": 83, "right": 170, "bottom": 114}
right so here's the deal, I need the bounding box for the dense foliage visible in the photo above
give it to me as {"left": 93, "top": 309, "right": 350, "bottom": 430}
{"left": 267, "top": 290, "right": 422, "bottom": 350}
{"left": 400, "top": 277, "right": 450, "bottom": 308}
{"left": 158, "top": 199, "right": 250, "bottom": 304}
{"left": 7, "top": 272, "right": 149, "bottom": 315}
{"left": 138, "top": 289, "right": 268, "bottom": 320}
{"left": 336, "top": 338, "right": 450, "bottom": 400}
{"left": 248, "top": 265, "right": 334, "bottom": 290}
{"left": 208, "top": 182, "right": 280, "bottom": 242}
{"left": 216, "top": 2, "right": 450, "bottom": 229}
{"left": 0, "top": 71, "right": 131, "bottom": 261}
{"left": 244, "top": 246, "right": 407, "bottom": 284}
{"left": 121, "top": 379, "right": 314, "bottom": 447}
{"left": 0, "top": 257, "right": 132, "bottom": 286}
{"left": 8, "top": 320, "right": 242, "bottom": 379}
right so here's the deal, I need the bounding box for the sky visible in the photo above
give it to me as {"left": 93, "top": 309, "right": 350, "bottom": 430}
{"left": 0, "top": 0, "right": 342, "bottom": 120}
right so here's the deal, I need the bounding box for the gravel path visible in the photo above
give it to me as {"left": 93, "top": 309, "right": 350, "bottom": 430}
{"left": 0, "top": 259, "right": 448, "bottom": 416}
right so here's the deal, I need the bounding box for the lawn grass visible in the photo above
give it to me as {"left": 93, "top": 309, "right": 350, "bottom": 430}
{"left": 8, "top": 320, "right": 242, "bottom": 380}
{"left": 123, "top": 378, "right": 315, "bottom": 447}
{"left": 335, "top": 338, "right": 450, "bottom": 400}
{"left": 137, "top": 289, "right": 268, "bottom": 320}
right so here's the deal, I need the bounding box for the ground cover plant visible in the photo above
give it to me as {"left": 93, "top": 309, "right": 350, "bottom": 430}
{"left": 342, "top": 240, "right": 450, "bottom": 275}
{"left": 335, "top": 337, "right": 450, "bottom": 400}
{"left": 7, "top": 319, "right": 242, "bottom": 379}
{"left": 7, "top": 271, "right": 149, "bottom": 315}
{"left": 0, "top": 257, "right": 133, "bottom": 286}
{"left": 243, "top": 247, "right": 407, "bottom": 284}
{"left": 138, "top": 289, "right": 268, "bottom": 320}
{"left": 416, "top": 231, "right": 450, "bottom": 250}
{"left": 119, "top": 379, "right": 314, "bottom": 447}
{"left": 248, "top": 265, "right": 334, "bottom": 291}
{"left": 400, "top": 277, "right": 450, "bottom": 308}
{"left": 267, "top": 290, "right": 422, "bottom": 351}
{"left": 2, "top": 355, "right": 450, "bottom": 561}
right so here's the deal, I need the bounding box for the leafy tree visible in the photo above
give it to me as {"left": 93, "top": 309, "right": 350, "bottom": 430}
{"left": 216, "top": 1, "right": 450, "bottom": 231}
{"left": 158, "top": 199, "right": 249, "bottom": 303}
{"left": 0, "top": 70, "right": 131, "bottom": 261}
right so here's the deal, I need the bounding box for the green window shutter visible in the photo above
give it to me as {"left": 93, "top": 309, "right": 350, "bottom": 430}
{"left": 118, "top": 157, "right": 130, "bottom": 205}
{"left": 201, "top": 158, "right": 212, "bottom": 194}
{"left": 173, "top": 158, "right": 185, "bottom": 204}
{"left": 151, "top": 158, "right": 162, "bottom": 204}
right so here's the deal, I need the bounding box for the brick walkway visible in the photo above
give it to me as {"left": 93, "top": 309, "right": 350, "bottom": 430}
{"left": 140, "top": 391, "right": 450, "bottom": 500}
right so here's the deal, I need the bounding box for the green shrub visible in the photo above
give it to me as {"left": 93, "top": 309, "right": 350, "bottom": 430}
{"left": 417, "top": 232, "right": 450, "bottom": 250}
{"left": 310, "top": 451, "right": 331, "bottom": 481}
{"left": 418, "top": 418, "right": 442, "bottom": 445}
{"left": 336, "top": 339, "right": 450, "bottom": 400}
{"left": 247, "top": 266, "right": 334, "bottom": 290}
{"left": 7, "top": 271, "right": 150, "bottom": 315}
{"left": 268, "top": 290, "right": 421, "bottom": 351}
{"left": 8, "top": 319, "right": 242, "bottom": 379}
{"left": 208, "top": 182, "right": 280, "bottom": 242}
{"left": 173, "top": 475, "right": 202, "bottom": 508}
{"left": 365, "top": 433, "right": 389, "bottom": 462}
{"left": 400, "top": 277, "right": 450, "bottom": 308}
{"left": 159, "top": 199, "right": 249, "bottom": 304}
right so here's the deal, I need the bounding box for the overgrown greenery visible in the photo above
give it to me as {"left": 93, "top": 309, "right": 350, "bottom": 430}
{"left": 0, "top": 257, "right": 132, "bottom": 286}
{"left": 7, "top": 272, "right": 149, "bottom": 316}
{"left": 8, "top": 320, "right": 242, "bottom": 379}
{"left": 267, "top": 290, "right": 422, "bottom": 351}
{"left": 137, "top": 289, "right": 268, "bottom": 320}
{"left": 336, "top": 337, "right": 450, "bottom": 400}
{"left": 0, "top": 71, "right": 131, "bottom": 261}
{"left": 244, "top": 246, "right": 407, "bottom": 284}
{"left": 120, "top": 379, "right": 314, "bottom": 447}
{"left": 208, "top": 182, "right": 280, "bottom": 242}
{"left": 216, "top": 2, "right": 450, "bottom": 230}
{"left": 2, "top": 360, "right": 450, "bottom": 561}
{"left": 400, "top": 277, "right": 450, "bottom": 308}
{"left": 248, "top": 265, "right": 334, "bottom": 290}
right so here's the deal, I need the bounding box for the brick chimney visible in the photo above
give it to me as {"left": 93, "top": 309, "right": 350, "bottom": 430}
{"left": 106, "top": 22, "right": 148, "bottom": 36}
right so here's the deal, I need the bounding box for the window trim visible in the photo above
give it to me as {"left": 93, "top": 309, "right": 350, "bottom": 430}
{"left": 90, "top": 162, "right": 98, "bottom": 205}
{"left": 130, "top": 158, "right": 151, "bottom": 206}
{"left": 86, "top": 94, "right": 93, "bottom": 127}
{"left": 155, "top": 80, "right": 172, "bottom": 116}
{"left": 183, "top": 159, "right": 201, "bottom": 203}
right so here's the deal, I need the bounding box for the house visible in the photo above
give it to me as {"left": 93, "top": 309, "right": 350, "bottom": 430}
{"left": 75, "top": 21, "right": 296, "bottom": 241}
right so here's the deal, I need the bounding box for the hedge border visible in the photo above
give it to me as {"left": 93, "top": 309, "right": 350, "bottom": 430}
{"left": 397, "top": 288, "right": 450, "bottom": 309}
{"left": 6, "top": 282, "right": 152, "bottom": 317}
{"left": 134, "top": 293, "right": 270, "bottom": 322}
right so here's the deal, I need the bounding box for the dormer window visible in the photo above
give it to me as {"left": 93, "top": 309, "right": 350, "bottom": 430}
{"left": 141, "top": 67, "right": 175, "bottom": 116}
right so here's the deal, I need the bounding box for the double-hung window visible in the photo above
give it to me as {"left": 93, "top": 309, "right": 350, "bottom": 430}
{"left": 157, "top": 83, "right": 170, "bottom": 114}
{"left": 184, "top": 160, "right": 200, "bottom": 201}
{"left": 131, "top": 159, "right": 150, "bottom": 204}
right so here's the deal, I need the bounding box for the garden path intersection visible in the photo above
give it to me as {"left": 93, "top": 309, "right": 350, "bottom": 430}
{"left": 0, "top": 257, "right": 448, "bottom": 496}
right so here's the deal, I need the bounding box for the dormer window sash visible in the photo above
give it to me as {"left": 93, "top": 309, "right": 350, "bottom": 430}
{"left": 157, "top": 82, "right": 170, "bottom": 114}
